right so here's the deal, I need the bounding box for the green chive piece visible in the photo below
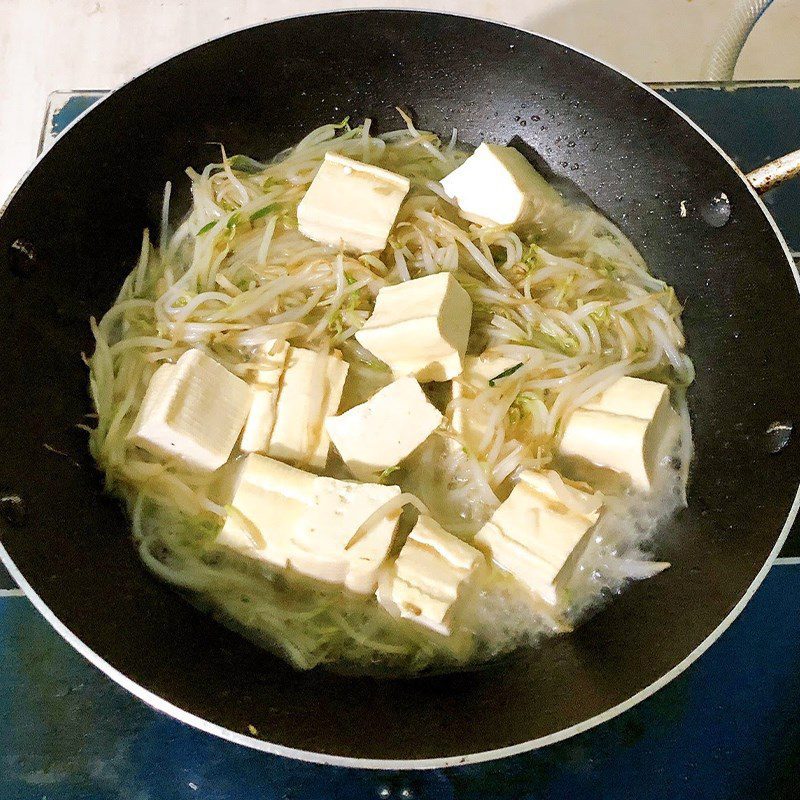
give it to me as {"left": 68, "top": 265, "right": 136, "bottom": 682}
{"left": 378, "top": 465, "right": 401, "bottom": 483}
{"left": 228, "top": 155, "right": 266, "bottom": 174}
{"left": 488, "top": 362, "right": 523, "bottom": 387}
{"left": 249, "top": 203, "right": 280, "bottom": 222}
{"left": 197, "top": 221, "right": 217, "bottom": 236}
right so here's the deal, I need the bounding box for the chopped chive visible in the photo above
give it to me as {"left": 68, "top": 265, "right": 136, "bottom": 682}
{"left": 249, "top": 203, "right": 280, "bottom": 222}
{"left": 378, "top": 465, "right": 401, "bottom": 483}
{"left": 197, "top": 221, "right": 217, "bottom": 236}
{"left": 226, "top": 212, "right": 241, "bottom": 230}
{"left": 488, "top": 362, "right": 523, "bottom": 387}
{"left": 344, "top": 272, "right": 357, "bottom": 286}
{"left": 228, "top": 154, "right": 266, "bottom": 174}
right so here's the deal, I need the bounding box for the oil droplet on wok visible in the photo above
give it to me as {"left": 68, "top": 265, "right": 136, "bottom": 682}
{"left": 765, "top": 421, "right": 793, "bottom": 454}
{"left": 9, "top": 239, "right": 39, "bottom": 277}
{"left": 700, "top": 192, "right": 731, "bottom": 227}
{"left": 0, "top": 495, "right": 27, "bottom": 527}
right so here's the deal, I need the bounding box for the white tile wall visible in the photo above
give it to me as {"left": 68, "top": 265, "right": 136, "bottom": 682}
{"left": 2, "top": 0, "right": 798, "bottom": 204}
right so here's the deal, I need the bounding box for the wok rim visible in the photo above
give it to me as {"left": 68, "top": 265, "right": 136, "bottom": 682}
{"left": 1, "top": 8, "right": 799, "bottom": 770}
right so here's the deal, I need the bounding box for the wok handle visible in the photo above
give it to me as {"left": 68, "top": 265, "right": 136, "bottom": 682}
{"left": 746, "top": 148, "right": 800, "bottom": 194}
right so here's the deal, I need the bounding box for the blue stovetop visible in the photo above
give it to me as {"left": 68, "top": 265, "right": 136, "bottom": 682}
{"left": 2, "top": 83, "right": 800, "bottom": 800}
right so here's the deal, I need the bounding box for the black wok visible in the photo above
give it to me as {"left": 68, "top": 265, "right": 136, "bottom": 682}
{"left": 1, "top": 11, "right": 799, "bottom": 767}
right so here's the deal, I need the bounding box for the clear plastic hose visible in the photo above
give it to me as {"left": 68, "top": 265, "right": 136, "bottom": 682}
{"left": 704, "top": 0, "right": 775, "bottom": 81}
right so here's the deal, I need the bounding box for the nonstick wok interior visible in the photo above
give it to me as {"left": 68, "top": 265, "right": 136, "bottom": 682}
{"left": 0, "top": 11, "right": 799, "bottom": 764}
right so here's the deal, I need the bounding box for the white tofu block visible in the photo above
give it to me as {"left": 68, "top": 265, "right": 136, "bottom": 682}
{"left": 240, "top": 339, "right": 290, "bottom": 454}
{"left": 440, "top": 143, "right": 560, "bottom": 228}
{"left": 268, "top": 347, "right": 349, "bottom": 470}
{"left": 325, "top": 377, "right": 443, "bottom": 481}
{"left": 355, "top": 272, "right": 472, "bottom": 382}
{"left": 451, "top": 351, "right": 519, "bottom": 452}
{"left": 381, "top": 516, "right": 484, "bottom": 635}
{"left": 292, "top": 477, "right": 401, "bottom": 594}
{"left": 127, "top": 348, "right": 250, "bottom": 472}
{"left": 217, "top": 455, "right": 314, "bottom": 568}
{"left": 580, "top": 375, "right": 669, "bottom": 418}
{"left": 559, "top": 376, "right": 671, "bottom": 490}
{"left": 474, "top": 470, "right": 601, "bottom": 605}
{"left": 297, "top": 152, "right": 410, "bottom": 253}
{"left": 217, "top": 454, "right": 401, "bottom": 593}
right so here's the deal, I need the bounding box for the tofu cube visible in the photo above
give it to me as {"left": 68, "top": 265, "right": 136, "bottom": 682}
{"left": 297, "top": 152, "right": 410, "bottom": 253}
{"left": 440, "top": 143, "right": 559, "bottom": 228}
{"left": 217, "top": 454, "right": 401, "bottom": 593}
{"left": 451, "top": 351, "right": 519, "bottom": 452}
{"left": 559, "top": 376, "right": 671, "bottom": 490}
{"left": 217, "top": 454, "right": 315, "bottom": 568}
{"left": 127, "top": 348, "right": 250, "bottom": 472}
{"left": 325, "top": 377, "right": 443, "bottom": 481}
{"left": 355, "top": 272, "right": 472, "bottom": 382}
{"left": 292, "top": 476, "right": 401, "bottom": 594}
{"left": 474, "top": 470, "right": 601, "bottom": 605}
{"left": 240, "top": 339, "right": 290, "bottom": 454}
{"left": 380, "top": 516, "right": 484, "bottom": 635}
{"left": 267, "top": 347, "right": 349, "bottom": 470}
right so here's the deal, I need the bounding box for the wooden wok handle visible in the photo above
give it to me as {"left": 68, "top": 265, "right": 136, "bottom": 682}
{"left": 746, "top": 149, "right": 800, "bottom": 194}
